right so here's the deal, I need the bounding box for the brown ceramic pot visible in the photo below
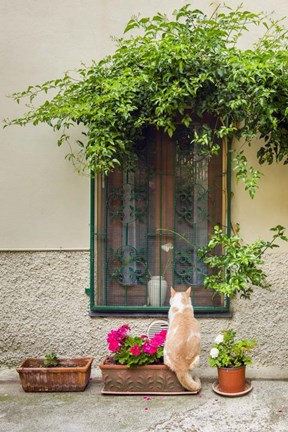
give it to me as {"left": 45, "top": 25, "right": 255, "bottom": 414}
{"left": 17, "top": 357, "right": 93, "bottom": 392}
{"left": 217, "top": 366, "right": 246, "bottom": 393}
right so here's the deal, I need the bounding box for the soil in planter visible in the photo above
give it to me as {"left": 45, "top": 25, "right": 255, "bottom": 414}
{"left": 23, "top": 359, "right": 87, "bottom": 368}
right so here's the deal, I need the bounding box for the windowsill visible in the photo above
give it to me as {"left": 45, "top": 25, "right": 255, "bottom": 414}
{"left": 89, "top": 308, "right": 232, "bottom": 319}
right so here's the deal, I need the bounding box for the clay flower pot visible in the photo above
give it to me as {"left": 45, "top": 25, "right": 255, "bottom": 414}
{"left": 217, "top": 366, "right": 246, "bottom": 393}
{"left": 17, "top": 357, "right": 93, "bottom": 392}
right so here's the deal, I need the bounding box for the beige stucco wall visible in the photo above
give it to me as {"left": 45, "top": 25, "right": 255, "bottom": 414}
{"left": 1, "top": 0, "right": 213, "bottom": 250}
{"left": 232, "top": 142, "right": 288, "bottom": 249}
{"left": 1, "top": 250, "right": 287, "bottom": 378}
{"left": 1, "top": 1, "right": 288, "bottom": 375}
{"left": 2, "top": 0, "right": 288, "bottom": 249}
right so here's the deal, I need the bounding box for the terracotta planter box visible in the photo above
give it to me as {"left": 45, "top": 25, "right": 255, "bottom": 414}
{"left": 17, "top": 357, "right": 93, "bottom": 392}
{"left": 99, "top": 360, "right": 197, "bottom": 395}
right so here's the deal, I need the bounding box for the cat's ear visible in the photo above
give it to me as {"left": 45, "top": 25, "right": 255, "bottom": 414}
{"left": 170, "top": 287, "right": 176, "bottom": 297}
{"left": 186, "top": 286, "right": 191, "bottom": 297}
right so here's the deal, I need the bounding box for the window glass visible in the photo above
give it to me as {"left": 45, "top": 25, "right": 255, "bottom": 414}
{"left": 93, "top": 124, "right": 228, "bottom": 313}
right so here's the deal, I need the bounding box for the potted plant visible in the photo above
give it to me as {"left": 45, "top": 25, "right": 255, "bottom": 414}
{"left": 17, "top": 353, "right": 93, "bottom": 392}
{"left": 209, "top": 329, "right": 255, "bottom": 395}
{"left": 99, "top": 324, "right": 194, "bottom": 395}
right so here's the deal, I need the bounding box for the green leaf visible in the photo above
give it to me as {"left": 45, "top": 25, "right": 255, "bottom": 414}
{"left": 5, "top": 4, "right": 288, "bottom": 177}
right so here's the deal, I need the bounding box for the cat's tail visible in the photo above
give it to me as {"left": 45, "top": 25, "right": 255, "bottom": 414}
{"left": 175, "top": 370, "right": 201, "bottom": 393}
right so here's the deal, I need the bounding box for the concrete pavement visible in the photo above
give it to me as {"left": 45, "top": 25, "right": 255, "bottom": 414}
{"left": 0, "top": 368, "right": 287, "bottom": 432}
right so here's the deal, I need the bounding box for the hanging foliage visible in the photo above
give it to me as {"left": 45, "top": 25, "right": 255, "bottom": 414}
{"left": 4, "top": 4, "right": 288, "bottom": 197}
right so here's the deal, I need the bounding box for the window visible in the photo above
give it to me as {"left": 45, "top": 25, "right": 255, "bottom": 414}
{"left": 89, "top": 121, "right": 230, "bottom": 316}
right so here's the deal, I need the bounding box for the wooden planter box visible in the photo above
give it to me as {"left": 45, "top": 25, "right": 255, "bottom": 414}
{"left": 17, "top": 357, "right": 93, "bottom": 392}
{"left": 99, "top": 360, "right": 198, "bottom": 395}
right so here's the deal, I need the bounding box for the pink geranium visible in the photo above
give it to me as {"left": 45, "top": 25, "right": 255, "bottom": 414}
{"left": 143, "top": 330, "right": 167, "bottom": 354}
{"left": 108, "top": 339, "right": 121, "bottom": 352}
{"left": 107, "top": 324, "right": 131, "bottom": 352}
{"left": 105, "top": 324, "right": 167, "bottom": 367}
{"left": 117, "top": 324, "right": 131, "bottom": 339}
{"left": 143, "top": 340, "right": 158, "bottom": 355}
{"left": 151, "top": 330, "right": 167, "bottom": 347}
{"left": 130, "top": 344, "right": 142, "bottom": 357}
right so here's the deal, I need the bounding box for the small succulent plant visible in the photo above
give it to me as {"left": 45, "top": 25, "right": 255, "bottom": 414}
{"left": 44, "top": 352, "right": 59, "bottom": 367}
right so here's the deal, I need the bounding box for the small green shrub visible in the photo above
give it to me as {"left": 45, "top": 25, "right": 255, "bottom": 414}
{"left": 44, "top": 352, "right": 59, "bottom": 367}
{"left": 198, "top": 225, "right": 288, "bottom": 299}
{"left": 209, "top": 329, "right": 255, "bottom": 368}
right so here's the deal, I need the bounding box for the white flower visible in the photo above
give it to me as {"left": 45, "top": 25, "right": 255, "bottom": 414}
{"left": 214, "top": 334, "right": 224, "bottom": 344}
{"left": 210, "top": 348, "right": 219, "bottom": 359}
{"left": 161, "top": 243, "right": 173, "bottom": 253}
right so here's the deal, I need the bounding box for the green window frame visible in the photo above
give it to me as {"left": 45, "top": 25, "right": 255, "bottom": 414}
{"left": 89, "top": 124, "right": 231, "bottom": 317}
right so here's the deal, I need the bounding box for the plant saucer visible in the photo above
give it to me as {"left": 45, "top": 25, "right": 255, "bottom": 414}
{"left": 212, "top": 380, "right": 253, "bottom": 397}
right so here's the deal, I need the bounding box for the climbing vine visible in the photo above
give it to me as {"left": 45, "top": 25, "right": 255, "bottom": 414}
{"left": 5, "top": 4, "right": 288, "bottom": 197}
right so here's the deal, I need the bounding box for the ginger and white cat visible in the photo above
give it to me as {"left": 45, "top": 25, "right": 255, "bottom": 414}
{"left": 164, "top": 287, "right": 201, "bottom": 392}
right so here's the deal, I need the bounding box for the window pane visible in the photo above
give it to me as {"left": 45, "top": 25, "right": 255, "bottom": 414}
{"left": 94, "top": 123, "right": 226, "bottom": 311}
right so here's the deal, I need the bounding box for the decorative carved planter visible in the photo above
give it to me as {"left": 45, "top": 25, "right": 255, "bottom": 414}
{"left": 17, "top": 357, "right": 93, "bottom": 392}
{"left": 99, "top": 360, "right": 197, "bottom": 395}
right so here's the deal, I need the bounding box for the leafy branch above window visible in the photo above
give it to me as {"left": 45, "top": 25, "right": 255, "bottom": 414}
{"left": 4, "top": 4, "right": 288, "bottom": 197}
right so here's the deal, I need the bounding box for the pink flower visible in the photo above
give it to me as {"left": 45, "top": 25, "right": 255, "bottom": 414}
{"left": 130, "top": 344, "right": 142, "bottom": 356}
{"left": 117, "top": 324, "right": 131, "bottom": 339}
{"left": 107, "top": 330, "right": 117, "bottom": 343}
{"left": 143, "top": 340, "right": 158, "bottom": 355}
{"left": 151, "top": 330, "right": 167, "bottom": 347}
{"left": 106, "top": 326, "right": 166, "bottom": 366}
{"left": 108, "top": 339, "right": 120, "bottom": 352}
{"left": 142, "top": 330, "right": 167, "bottom": 355}
{"left": 107, "top": 331, "right": 120, "bottom": 352}
{"left": 107, "top": 324, "right": 131, "bottom": 352}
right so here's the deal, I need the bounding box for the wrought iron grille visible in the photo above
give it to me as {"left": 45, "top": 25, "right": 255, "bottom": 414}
{"left": 91, "top": 124, "right": 229, "bottom": 313}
